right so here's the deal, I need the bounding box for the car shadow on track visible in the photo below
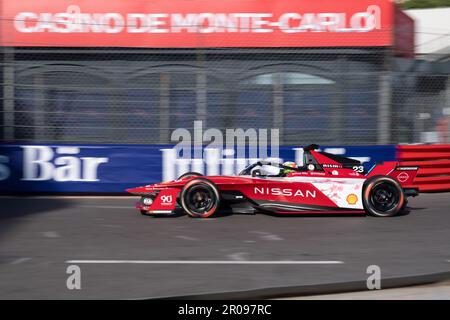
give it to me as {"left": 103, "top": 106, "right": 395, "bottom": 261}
{"left": 145, "top": 209, "right": 236, "bottom": 219}
{"left": 0, "top": 196, "right": 71, "bottom": 238}
{"left": 141, "top": 206, "right": 416, "bottom": 219}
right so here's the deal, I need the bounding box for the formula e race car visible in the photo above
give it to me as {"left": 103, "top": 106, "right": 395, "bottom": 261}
{"left": 127, "top": 144, "right": 419, "bottom": 218}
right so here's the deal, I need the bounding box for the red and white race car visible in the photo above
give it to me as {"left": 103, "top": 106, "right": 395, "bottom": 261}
{"left": 127, "top": 144, "right": 419, "bottom": 218}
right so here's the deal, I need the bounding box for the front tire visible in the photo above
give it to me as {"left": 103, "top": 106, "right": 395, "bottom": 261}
{"left": 180, "top": 178, "right": 220, "bottom": 218}
{"left": 363, "top": 176, "right": 405, "bottom": 217}
{"left": 178, "top": 172, "right": 203, "bottom": 180}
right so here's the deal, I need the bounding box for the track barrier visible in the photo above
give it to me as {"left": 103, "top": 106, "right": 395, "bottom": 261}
{"left": 2, "top": 144, "right": 450, "bottom": 193}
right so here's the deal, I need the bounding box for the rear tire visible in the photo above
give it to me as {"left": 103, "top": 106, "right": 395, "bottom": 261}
{"left": 363, "top": 176, "right": 405, "bottom": 217}
{"left": 180, "top": 178, "right": 220, "bottom": 218}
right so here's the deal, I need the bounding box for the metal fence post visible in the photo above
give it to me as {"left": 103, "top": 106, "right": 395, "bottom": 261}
{"left": 3, "top": 47, "right": 14, "bottom": 141}
{"left": 333, "top": 55, "right": 347, "bottom": 144}
{"left": 196, "top": 51, "right": 207, "bottom": 126}
{"left": 160, "top": 73, "right": 170, "bottom": 143}
{"left": 273, "top": 73, "right": 283, "bottom": 145}
{"left": 34, "top": 73, "right": 46, "bottom": 141}
{"left": 378, "top": 72, "right": 392, "bottom": 144}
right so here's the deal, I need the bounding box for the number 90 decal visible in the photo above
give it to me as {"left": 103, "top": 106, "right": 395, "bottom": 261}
{"left": 160, "top": 195, "right": 173, "bottom": 203}
{"left": 353, "top": 166, "right": 364, "bottom": 173}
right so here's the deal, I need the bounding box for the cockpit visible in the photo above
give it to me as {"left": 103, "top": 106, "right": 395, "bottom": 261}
{"left": 238, "top": 144, "right": 362, "bottom": 177}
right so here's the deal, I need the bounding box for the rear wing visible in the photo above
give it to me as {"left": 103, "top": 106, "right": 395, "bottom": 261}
{"left": 366, "top": 161, "right": 418, "bottom": 186}
{"left": 389, "top": 166, "right": 419, "bottom": 186}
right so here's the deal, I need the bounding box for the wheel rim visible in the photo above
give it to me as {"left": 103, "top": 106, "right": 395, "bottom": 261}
{"left": 185, "top": 185, "right": 216, "bottom": 215}
{"left": 369, "top": 182, "right": 400, "bottom": 212}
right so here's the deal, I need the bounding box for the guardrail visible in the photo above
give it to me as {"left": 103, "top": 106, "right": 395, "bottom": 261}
{"left": 398, "top": 145, "right": 450, "bottom": 193}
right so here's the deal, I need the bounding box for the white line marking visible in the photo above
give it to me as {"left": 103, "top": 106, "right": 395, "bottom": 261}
{"left": 66, "top": 260, "right": 343, "bottom": 265}
{"left": 10, "top": 258, "right": 31, "bottom": 265}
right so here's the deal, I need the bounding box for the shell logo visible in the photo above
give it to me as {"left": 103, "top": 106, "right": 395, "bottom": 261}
{"left": 346, "top": 193, "right": 358, "bottom": 205}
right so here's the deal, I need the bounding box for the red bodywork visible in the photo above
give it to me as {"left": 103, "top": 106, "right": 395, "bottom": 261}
{"left": 127, "top": 149, "right": 419, "bottom": 216}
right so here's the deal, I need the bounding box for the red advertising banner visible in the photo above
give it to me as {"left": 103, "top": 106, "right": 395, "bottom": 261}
{"left": 1, "top": 0, "right": 394, "bottom": 48}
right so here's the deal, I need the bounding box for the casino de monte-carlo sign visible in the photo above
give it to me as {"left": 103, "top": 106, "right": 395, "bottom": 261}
{"left": 1, "top": 0, "right": 394, "bottom": 48}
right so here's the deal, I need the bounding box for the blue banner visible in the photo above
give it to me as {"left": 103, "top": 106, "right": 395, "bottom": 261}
{"left": 0, "top": 144, "right": 397, "bottom": 193}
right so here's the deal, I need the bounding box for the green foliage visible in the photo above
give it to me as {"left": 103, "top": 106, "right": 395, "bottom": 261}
{"left": 401, "top": 0, "right": 450, "bottom": 9}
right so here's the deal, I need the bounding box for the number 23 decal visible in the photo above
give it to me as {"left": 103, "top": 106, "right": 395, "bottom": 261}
{"left": 353, "top": 166, "right": 364, "bottom": 173}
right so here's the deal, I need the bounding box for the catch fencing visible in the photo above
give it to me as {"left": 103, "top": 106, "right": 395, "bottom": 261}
{"left": 0, "top": 44, "right": 449, "bottom": 146}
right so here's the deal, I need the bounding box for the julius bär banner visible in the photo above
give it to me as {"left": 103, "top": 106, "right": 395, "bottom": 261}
{"left": 1, "top": 0, "right": 394, "bottom": 47}
{"left": 0, "top": 144, "right": 396, "bottom": 193}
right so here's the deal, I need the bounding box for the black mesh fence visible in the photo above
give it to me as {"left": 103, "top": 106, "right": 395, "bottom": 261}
{"left": 1, "top": 42, "right": 449, "bottom": 145}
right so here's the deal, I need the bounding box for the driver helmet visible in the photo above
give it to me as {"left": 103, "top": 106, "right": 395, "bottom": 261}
{"left": 281, "top": 161, "right": 298, "bottom": 175}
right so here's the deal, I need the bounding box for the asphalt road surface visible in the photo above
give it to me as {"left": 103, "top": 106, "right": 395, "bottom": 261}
{"left": 0, "top": 194, "right": 449, "bottom": 299}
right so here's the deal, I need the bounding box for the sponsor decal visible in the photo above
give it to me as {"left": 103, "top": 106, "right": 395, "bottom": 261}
{"left": 396, "top": 167, "right": 418, "bottom": 171}
{"left": 322, "top": 164, "right": 342, "bottom": 168}
{"left": 346, "top": 193, "right": 358, "bottom": 205}
{"left": 254, "top": 187, "right": 316, "bottom": 198}
{"left": 309, "top": 171, "right": 326, "bottom": 176}
{"left": 142, "top": 197, "right": 154, "bottom": 206}
{"left": 397, "top": 172, "right": 409, "bottom": 182}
